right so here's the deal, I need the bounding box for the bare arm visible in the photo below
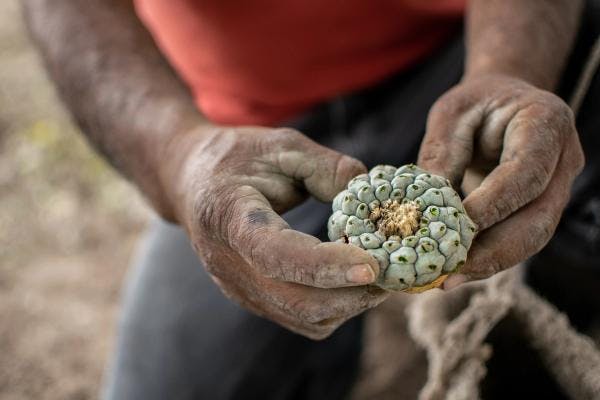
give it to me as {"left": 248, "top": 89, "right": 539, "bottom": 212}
{"left": 465, "top": 0, "right": 583, "bottom": 90}
{"left": 23, "top": 0, "right": 386, "bottom": 339}
{"left": 23, "top": 0, "right": 208, "bottom": 220}
{"left": 419, "top": 1, "right": 585, "bottom": 287}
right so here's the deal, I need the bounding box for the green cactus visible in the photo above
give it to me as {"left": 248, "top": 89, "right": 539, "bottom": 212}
{"left": 327, "top": 164, "right": 477, "bottom": 292}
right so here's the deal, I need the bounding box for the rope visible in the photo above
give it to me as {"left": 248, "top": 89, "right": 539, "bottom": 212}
{"left": 569, "top": 35, "right": 600, "bottom": 115}
{"left": 408, "top": 267, "right": 600, "bottom": 400}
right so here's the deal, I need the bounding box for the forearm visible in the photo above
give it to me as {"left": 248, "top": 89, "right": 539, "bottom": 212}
{"left": 465, "top": 0, "right": 583, "bottom": 90}
{"left": 23, "top": 0, "right": 211, "bottom": 220}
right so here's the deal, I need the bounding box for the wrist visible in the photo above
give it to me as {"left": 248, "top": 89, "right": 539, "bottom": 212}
{"left": 464, "top": 60, "right": 553, "bottom": 90}
{"left": 464, "top": 0, "right": 582, "bottom": 92}
{"left": 156, "top": 121, "right": 220, "bottom": 224}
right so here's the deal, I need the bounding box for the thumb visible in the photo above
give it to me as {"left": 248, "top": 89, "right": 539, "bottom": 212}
{"left": 280, "top": 134, "right": 367, "bottom": 201}
{"left": 308, "top": 152, "right": 367, "bottom": 201}
{"left": 417, "top": 99, "right": 481, "bottom": 188}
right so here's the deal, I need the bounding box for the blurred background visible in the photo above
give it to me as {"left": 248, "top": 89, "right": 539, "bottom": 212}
{"left": 0, "top": 1, "right": 151, "bottom": 398}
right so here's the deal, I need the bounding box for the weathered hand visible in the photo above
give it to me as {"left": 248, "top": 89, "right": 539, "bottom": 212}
{"left": 418, "top": 74, "right": 584, "bottom": 287}
{"left": 165, "top": 127, "right": 388, "bottom": 339}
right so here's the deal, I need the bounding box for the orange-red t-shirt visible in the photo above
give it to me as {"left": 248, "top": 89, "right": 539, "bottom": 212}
{"left": 135, "top": 0, "right": 465, "bottom": 126}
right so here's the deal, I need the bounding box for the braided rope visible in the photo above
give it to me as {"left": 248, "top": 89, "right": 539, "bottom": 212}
{"left": 408, "top": 267, "right": 600, "bottom": 400}
{"left": 569, "top": 35, "right": 600, "bottom": 115}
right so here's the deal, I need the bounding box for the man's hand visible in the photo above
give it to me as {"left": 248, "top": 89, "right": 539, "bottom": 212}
{"left": 418, "top": 74, "right": 585, "bottom": 287}
{"left": 165, "top": 126, "right": 388, "bottom": 339}
{"left": 24, "top": 0, "right": 387, "bottom": 339}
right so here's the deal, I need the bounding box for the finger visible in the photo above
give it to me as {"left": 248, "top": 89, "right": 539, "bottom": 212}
{"left": 227, "top": 186, "right": 381, "bottom": 288}
{"left": 261, "top": 278, "right": 389, "bottom": 338}
{"left": 219, "top": 264, "right": 389, "bottom": 339}
{"left": 463, "top": 104, "right": 571, "bottom": 231}
{"left": 274, "top": 129, "right": 367, "bottom": 201}
{"left": 461, "top": 167, "right": 486, "bottom": 195}
{"left": 455, "top": 141, "right": 581, "bottom": 281}
{"left": 418, "top": 97, "right": 483, "bottom": 187}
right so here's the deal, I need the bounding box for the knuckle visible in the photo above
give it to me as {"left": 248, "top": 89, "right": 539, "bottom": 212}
{"left": 191, "top": 184, "right": 234, "bottom": 236}
{"left": 562, "top": 103, "right": 576, "bottom": 127}
{"left": 428, "top": 98, "right": 447, "bottom": 119}
{"left": 483, "top": 161, "right": 552, "bottom": 229}
{"left": 429, "top": 86, "right": 475, "bottom": 118}
{"left": 282, "top": 297, "right": 308, "bottom": 320}
{"left": 418, "top": 140, "right": 452, "bottom": 173}
{"left": 525, "top": 212, "right": 558, "bottom": 253}
{"left": 305, "top": 326, "right": 337, "bottom": 341}
{"left": 518, "top": 161, "right": 551, "bottom": 198}
{"left": 187, "top": 188, "right": 238, "bottom": 270}
{"left": 419, "top": 139, "right": 446, "bottom": 161}
{"left": 298, "top": 303, "right": 329, "bottom": 325}
{"left": 430, "top": 91, "right": 459, "bottom": 116}
{"left": 360, "top": 288, "right": 388, "bottom": 309}
{"left": 272, "top": 127, "right": 304, "bottom": 144}
{"left": 312, "top": 265, "right": 344, "bottom": 288}
{"left": 244, "top": 232, "right": 272, "bottom": 275}
{"left": 468, "top": 243, "right": 505, "bottom": 278}
{"left": 486, "top": 195, "right": 515, "bottom": 226}
{"left": 286, "top": 297, "right": 339, "bottom": 326}
{"left": 329, "top": 153, "right": 352, "bottom": 190}
{"left": 532, "top": 157, "right": 553, "bottom": 183}
{"left": 335, "top": 154, "right": 366, "bottom": 183}
{"left": 264, "top": 265, "right": 317, "bottom": 286}
{"left": 528, "top": 90, "right": 566, "bottom": 113}
{"left": 228, "top": 189, "right": 278, "bottom": 242}
{"left": 307, "top": 316, "right": 344, "bottom": 340}
{"left": 574, "top": 156, "right": 585, "bottom": 176}
{"left": 297, "top": 268, "right": 317, "bottom": 286}
{"left": 543, "top": 92, "right": 574, "bottom": 119}
{"left": 523, "top": 96, "right": 574, "bottom": 140}
{"left": 469, "top": 253, "right": 502, "bottom": 279}
{"left": 450, "top": 124, "right": 475, "bottom": 146}
{"left": 486, "top": 256, "right": 504, "bottom": 277}
{"left": 523, "top": 174, "right": 546, "bottom": 201}
{"left": 193, "top": 185, "right": 282, "bottom": 276}
{"left": 280, "top": 321, "right": 319, "bottom": 339}
{"left": 571, "top": 140, "right": 586, "bottom": 176}
{"left": 284, "top": 297, "right": 324, "bottom": 325}
{"left": 245, "top": 233, "right": 298, "bottom": 282}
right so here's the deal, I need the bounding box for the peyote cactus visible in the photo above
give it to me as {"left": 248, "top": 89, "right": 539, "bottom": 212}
{"left": 327, "top": 164, "right": 477, "bottom": 293}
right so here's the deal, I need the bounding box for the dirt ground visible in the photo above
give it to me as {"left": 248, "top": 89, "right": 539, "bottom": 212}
{"left": 0, "top": 1, "right": 151, "bottom": 399}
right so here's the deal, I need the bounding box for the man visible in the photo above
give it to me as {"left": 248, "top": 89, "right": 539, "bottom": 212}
{"left": 23, "top": 0, "right": 600, "bottom": 399}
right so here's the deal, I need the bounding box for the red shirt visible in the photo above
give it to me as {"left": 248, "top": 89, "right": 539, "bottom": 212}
{"left": 135, "top": 0, "right": 465, "bottom": 126}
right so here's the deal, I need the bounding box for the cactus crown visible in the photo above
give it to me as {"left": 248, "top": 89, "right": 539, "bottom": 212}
{"left": 327, "top": 164, "right": 477, "bottom": 292}
{"left": 370, "top": 200, "right": 421, "bottom": 238}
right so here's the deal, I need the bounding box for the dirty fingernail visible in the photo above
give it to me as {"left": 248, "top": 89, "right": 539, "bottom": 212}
{"left": 346, "top": 264, "right": 375, "bottom": 284}
{"left": 443, "top": 274, "right": 468, "bottom": 291}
